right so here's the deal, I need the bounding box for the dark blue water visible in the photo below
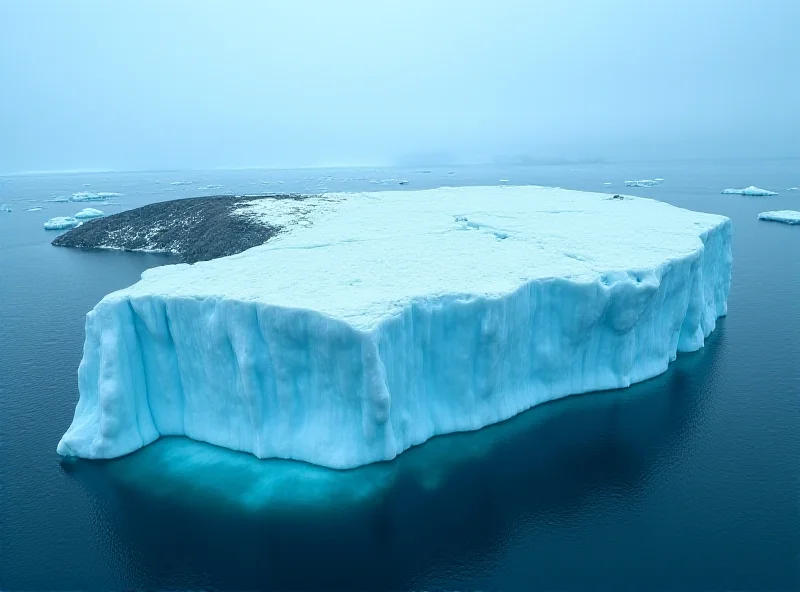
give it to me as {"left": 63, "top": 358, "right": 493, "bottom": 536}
{"left": 1, "top": 162, "right": 798, "bottom": 590}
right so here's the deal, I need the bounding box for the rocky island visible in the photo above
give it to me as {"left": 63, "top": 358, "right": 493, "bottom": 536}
{"left": 51, "top": 194, "right": 315, "bottom": 263}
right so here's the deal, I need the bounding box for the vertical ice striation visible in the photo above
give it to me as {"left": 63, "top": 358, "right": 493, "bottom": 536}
{"left": 58, "top": 186, "right": 733, "bottom": 468}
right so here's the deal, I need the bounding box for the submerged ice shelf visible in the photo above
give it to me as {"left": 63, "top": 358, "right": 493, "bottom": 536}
{"left": 58, "top": 186, "right": 733, "bottom": 469}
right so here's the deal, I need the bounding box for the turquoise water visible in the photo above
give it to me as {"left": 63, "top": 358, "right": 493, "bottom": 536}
{"left": 1, "top": 161, "right": 798, "bottom": 590}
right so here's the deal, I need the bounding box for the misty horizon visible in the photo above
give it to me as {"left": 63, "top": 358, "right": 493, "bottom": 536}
{"left": 2, "top": 0, "right": 799, "bottom": 174}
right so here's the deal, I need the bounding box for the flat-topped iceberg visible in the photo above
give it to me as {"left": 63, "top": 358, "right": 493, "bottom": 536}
{"left": 74, "top": 207, "right": 105, "bottom": 219}
{"left": 57, "top": 186, "right": 733, "bottom": 469}
{"left": 44, "top": 216, "right": 80, "bottom": 230}
{"left": 70, "top": 191, "right": 122, "bottom": 202}
{"left": 758, "top": 210, "right": 800, "bottom": 225}
{"left": 624, "top": 179, "right": 662, "bottom": 187}
{"left": 722, "top": 186, "right": 777, "bottom": 196}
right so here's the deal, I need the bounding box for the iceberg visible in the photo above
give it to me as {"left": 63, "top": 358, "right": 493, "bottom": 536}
{"left": 74, "top": 207, "right": 105, "bottom": 219}
{"left": 624, "top": 180, "right": 662, "bottom": 187}
{"left": 722, "top": 186, "right": 777, "bottom": 196}
{"left": 57, "top": 186, "right": 732, "bottom": 469}
{"left": 71, "top": 192, "right": 122, "bottom": 202}
{"left": 758, "top": 210, "right": 800, "bottom": 225}
{"left": 44, "top": 216, "right": 80, "bottom": 230}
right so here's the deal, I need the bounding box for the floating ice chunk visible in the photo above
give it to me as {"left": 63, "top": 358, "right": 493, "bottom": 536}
{"left": 1, "top": 204, "right": 11, "bottom": 212}
{"left": 758, "top": 210, "right": 800, "bottom": 225}
{"left": 398, "top": 180, "right": 410, "bottom": 185}
{"left": 26, "top": 207, "right": 43, "bottom": 212}
{"left": 170, "top": 180, "right": 194, "bottom": 186}
{"left": 74, "top": 207, "right": 105, "bottom": 219}
{"left": 721, "top": 186, "right": 777, "bottom": 196}
{"left": 788, "top": 187, "right": 799, "bottom": 192}
{"left": 624, "top": 180, "right": 661, "bottom": 187}
{"left": 71, "top": 191, "right": 122, "bottom": 202}
{"left": 57, "top": 186, "right": 732, "bottom": 469}
{"left": 499, "top": 179, "right": 510, "bottom": 183}
{"left": 198, "top": 184, "right": 224, "bottom": 190}
{"left": 48, "top": 196, "right": 70, "bottom": 203}
{"left": 603, "top": 182, "right": 612, "bottom": 186}
{"left": 44, "top": 216, "right": 80, "bottom": 230}
{"left": 655, "top": 178, "right": 664, "bottom": 182}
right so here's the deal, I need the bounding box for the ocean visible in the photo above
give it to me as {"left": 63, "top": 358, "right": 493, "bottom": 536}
{"left": 1, "top": 161, "right": 798, "bottom": 590}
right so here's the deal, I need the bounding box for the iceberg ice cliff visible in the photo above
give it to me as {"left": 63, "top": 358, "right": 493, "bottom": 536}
{"left": 57, "top": 186, "right": 733, "bottom": 469}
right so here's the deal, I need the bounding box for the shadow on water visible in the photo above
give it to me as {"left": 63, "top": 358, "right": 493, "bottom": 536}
{"left": 61, "top": 328, "right": 723, "bottom": 591}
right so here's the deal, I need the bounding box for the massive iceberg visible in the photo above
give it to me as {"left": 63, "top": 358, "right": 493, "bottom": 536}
{"left": 758, "top": 210, "right": 800, "bottom": 225}
{"left": 57, "top": 186, "right": 733, "bottom": 469}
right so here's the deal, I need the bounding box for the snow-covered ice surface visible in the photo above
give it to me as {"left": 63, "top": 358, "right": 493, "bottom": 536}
{"left": 57, "top": 186, "right": 733, "bottom": 469}
{"left": 44, "top": 216, "right": 80, "bottom": 230}
{"left": 722, "top": 186, "right": 778, "bottom": 196}
{"left": 74, "top": 208, "right": 105, "bottom": 219}
{"left": 758, "top": 210, "right": 800, "bottom": 225}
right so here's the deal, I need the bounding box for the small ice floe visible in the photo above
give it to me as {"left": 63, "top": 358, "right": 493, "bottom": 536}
{"left": 74, "top": 208, "right": 105, "bottom": 219}
{"left": 170, "top": 180, "right": 194, "bottom": 186}
{"left": 198, "top": 184, "right": 223, "bottom": 191}
{"left": 603, "top": 182, "right": 612, "bottom": 186}
{"left": 722, "top": 186, "right": 778, "bottom": 196}
{"left": 624, "top": 179, "right": 662, "bottom": 187}
{"left": 71, "top": 191, "right": 122, "bottom": 202}
{"left": 788, "top": 187, "right": 799, "bottom": 192}
{"left": 43, "top": 216, "right": 80, "bottom": 230}
{"left": 49, "top": 196, "right": 70, "bottom": 203}
{"left": 758, "top": 210, "right": 800, "bottom": 225}
{"left": 26, "top": 207, "right": 43, "bottom": 212}
{"left": 398, "top": 180, "right": 410, "bottom": 185}
{"left": 499, "top": 179, "right": 510, "bottom": 183}
{"left": 1, "top": 204, "right": 11, "bottom": 212}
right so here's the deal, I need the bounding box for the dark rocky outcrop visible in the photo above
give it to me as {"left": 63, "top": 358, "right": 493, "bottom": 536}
{"left": 52, "top": 194, "right": 307, "bottom": 263}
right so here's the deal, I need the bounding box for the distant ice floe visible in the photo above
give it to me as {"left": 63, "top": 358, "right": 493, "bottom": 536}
{"left": 44, "top": 216, "right": 80, "bottom": 230}
{"left": 624, "top": 179, "right": 663, "bottom": 187}
{"left": 48, "top": 196, "right": 70, "bottom": 203}
{"left": 198, "top": 184, "right": 223, "bottom": 191}
{"left": 722, "top": 186, "right": 777, "bottom": 196}
{"left": 788, "top": 187, "right": 799, "bottom": 192}
{"left": 498, "top": 179, "right": 510, "bottom": 183}
{"left": 603, "top": 182, "right": 612, "bottom": 186}
{"left": 398, "top": 180, "right": 410, "bottom": 185}
{"left": 170, "top": 181, "right": 194, "bottom": 186}
{"left": 71, "top": 191, "right": 122, "bottom": 202}
{"left": 74, "top": 208, "right": 105, "bottom": 219}
{"left": 26, "top": 207, "right": 43, "bottom": 212}
{"left": 1, "top": 204, "right": 11, "bottom": 212}
{"left": 758, "top": 210, "right": 800, "bottom": 225}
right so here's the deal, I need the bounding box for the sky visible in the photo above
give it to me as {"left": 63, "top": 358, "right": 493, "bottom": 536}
{"left": 1, "top": 0, "right": 799, "bottom": 173}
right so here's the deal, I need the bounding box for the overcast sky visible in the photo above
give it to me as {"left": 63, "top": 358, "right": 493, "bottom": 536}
{"left": 1, "top": 0, "right": 798, "bottom": 173}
